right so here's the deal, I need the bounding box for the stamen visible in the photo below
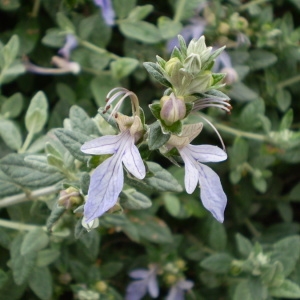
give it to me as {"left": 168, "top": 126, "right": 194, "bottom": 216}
{"left": 200, "top": 115, "right": 226, "bottom": 151}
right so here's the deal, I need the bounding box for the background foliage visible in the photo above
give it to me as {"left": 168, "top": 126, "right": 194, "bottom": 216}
{"left": 0, "top": 0, "right": 300, "bottom": 299}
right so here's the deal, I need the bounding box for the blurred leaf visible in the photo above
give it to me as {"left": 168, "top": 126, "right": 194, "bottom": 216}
{"left": 0, "top": 169, "right": 22, "bottom": 197}
{"left": 46, "top": 205, "right": 66, "bottom": 232}
{"left": 208, "top": 220, "right": 227, "bottom": 251}
{"left": 158, "top": 17, "right": 182, "bottom": 39}
{"left": 279, "top": 108, "right": 293, "bottom": 131}
{"left": 119, "top": 21, "right": 162, "bottom": 44}
{"left": 127, "top": 5, "right": 153, "bottom": 21}
{"left": 10, "top": 234, "right": 36, "bottom": 285}
{"left": 56, "top": 12, "right": 75, "bottom": 32}
{"left": 248, "top": 277, "right": 267, "bottom": 300}
{"left": 91, "top": 74, "right": 119, "bottom": 107}
{"left": 271, "top": 235, "right": 300, "bottom": 276}
{"left": 0, "top": 0, "right": 20, "bottom": 10}
{"left": 113, "top": 0, "right": 137, "bottom": 18}
{"left": 163, "top": 193, "right": 181, "bottom": 217}
{"left": 143, "top": 62, "right": 172, "bottom": 88}
{"left": 111, "top": 57, "right": 139, "bottom": 80}
{"left": 120, "top": 189, "right": 152, "bottom": 210}
{"left": 37, "top": 249, "right": 60, "bottom": 267}
{"left": 101, "top": 262, "right": 123, "bottom": 279}
{"left": 25, "top": 91, "right": 48, "bottom": 134}
{"left": 1, "top": 93, "right": 23, "bottom": 118}
{"left": 21, "top": 228, "right": 49, "bottom": 256}
{"left": 270, "top": 279, "right": 300, "bottom": 298}
{"left": 229, "top": 82, "right": 258, "bottom": 101}
{"left": 0, "top": 119, "right": 22, "bottom": 150}
{"left": 130, "top": 213, "right": 173, "bottom": 244}
{"left": 233, "top": 280, "right": 253, "bottom": 300}
{"left": 248, "top": 50, "right": 277, "bottom": 70}
{"left": 28, "top": 267, "right": 52, "bottom": 300}
{"left": 289, "top": 183, "right": 300, "bottom": 201}
{"left": 200, "top": 253, "right": 232, "bottom": 273}
{"left": 2, "top": 35, "right": 19, "bottom": 67}
{"left": 276, "top": 89, "right": 291, "bottom": 112}
{"left": 235, "top": 233, "right": 252, "bottom": 258}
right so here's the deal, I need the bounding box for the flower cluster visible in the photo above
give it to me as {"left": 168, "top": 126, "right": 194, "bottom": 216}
{"left": 80, "top": 36, "right": 230, "bottom": 231}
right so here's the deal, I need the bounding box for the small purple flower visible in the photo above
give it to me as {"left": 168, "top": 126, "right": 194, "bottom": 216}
{"left": 126, "top": 265, "right": 159, "bottom": 300}
{"left": 81, "top": 130, "right": 146, "bottom": 223}
{"left": 94, "top": 0, "right": 115, "bottom": 26}
{"left": 167, "top": 124, "right": 227, "bottom": 223}
{"left": 58, "top": 34, "right": 78, "bottom": 60}
{"left": 213, "top": 50, "right": 238, "bottom": 84}
{"left": 166, "top": 279, "right": 194, "bottom": 300}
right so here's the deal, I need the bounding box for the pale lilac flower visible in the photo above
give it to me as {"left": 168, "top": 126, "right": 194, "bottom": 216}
{"left": 213, "top": 50, "right": 238, "bottom": 84}
{"left": 126, "top": 265, "right": 159, "bottom": 300}
{"left": 81, "top": 88, "right": 146, "bottom": 223}
{"left": 166, "top": 279, "right": 194, "bottom": 300}
{"left": 58, "top": 34, "right": 78, "bottom": 60}
{"left": 81, "top": 129, "right": 145, "bottom": 222}
{"left": 24, "top": 56, "right": 80, "bottom": 75}
{"left": 94, "top": 0, "right": 115, "bottom": 26}
{"left": 167, "top": 123, "right": 227, "bottom": 223}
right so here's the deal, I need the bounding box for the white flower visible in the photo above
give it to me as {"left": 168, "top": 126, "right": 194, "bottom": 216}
{"left": 167, "top": 123, "right": 227, "bottom": 223}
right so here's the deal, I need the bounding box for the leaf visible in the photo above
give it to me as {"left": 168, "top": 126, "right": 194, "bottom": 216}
{"left": 2, "top": 35, "right": 19, "bottom": 67}
{"left": 0, "top": 153, "right": 64, "bottom": 188}
{"left": 158, "top": 17, "right": 182, "bottom": 39}
{"left": 54, "top": 128, "right": 92, "bottom": 162}
{"left": 46, "top": 205, "right": 66, "bottom": 232}
{"left": 0, "top": 169, "right": 23, "bottom": 197}
{"left": 127, "top": 5, "right": 153, "bottom": 21}
{"left": 28, "top": 267, "right": 52, "bottom": 300}
{"left": 143, "top": 62, "right": 172, "bottom": 87}
{"left": 56, "top": 12, "right": 75, "bottom": 32}
{"left": 36, "top": 249, "right": 60, "bottom": 267}
{"left": 100, "top": 262, "right": 123, "bottom": 279}
{"left": 69, "top": 105, "right": 99, "bottom": 136}
{"left": 120, "top": 189, "right": 152, "bottom": 210}
{"left": 208, "top": 220, "right": 227, "bottom": 251}
{"left": 119, "top": 20, "right": 162, "bottom": 44}
{"left": 148, "top": 121, "right": 170, "bottom": 150}
{"left": 233, "top": 281, "right": 253, "bottom": 300}
{"left": 270, "top": 280, "right": 300, "bottom": 298}
{"left": 289, "top": 183, "right": 300, "bottom": 201}
{"left": 248, "top": 277, "right": 267, "bottom": 300}
{"left": 235, "top": 233, "right": 252, "bottom": 258}
{"left": 21, "top": 228, "right": 49, "bottom": 256}
{"left": 271, "top": 235, "right": 300, "bottom": 276}
{"left": 200, "top": 253, "right": 232, "bottom": 273}
{"left": 279, "top": 108, "right": 293, "bottom": 131}
{"left": 113, "top": 0, "right": 137, "bottom": 19}
{"left": 145, "top": 162, "right": 183, "bottom": 192}
{"left": 276, "top": 89, "right": 291, "bottom": 112}
{"left": 249, "top": 50, "right": 277, "bottom": 70}
{"left": 163, "top": 193, "right": 181, "bottom": 217}
{"left": 1, "top": 92, "right": 23, "bottom": 118}
{"left": 25, "top": 91, "right": 48, "bottom": 134}
{"left": 229, "top": 82, "right": 258, "bottom": 102}
{"left": 90, "top": 74, "right": 119, "bottom": 107}
{"left": 130, "top": 213, "right": 173, "bottom": 244}
{"left": 10, "top": 234, "right": 37, "bottom": 285}
{"left": 24, "top": 155, "right": 60, "bottom": 173}
{"left": 110, "top": 57, "right": 139, "bottom": 80}
{"left": 0, "top": 119, "right": 22, "bottom": 150}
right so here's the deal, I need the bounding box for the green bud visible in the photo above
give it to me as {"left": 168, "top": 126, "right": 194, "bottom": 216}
{"left": 160, "top": 93, "right": 186, "bottom": 126}
{"left": 165, "top": 57, "right": 182, "bottom": 76}
{"left": 184, "top": 54, "right": 201, "bottom": 75}
{"left": 58, "top": 187, "right": 82, "bottom": 209}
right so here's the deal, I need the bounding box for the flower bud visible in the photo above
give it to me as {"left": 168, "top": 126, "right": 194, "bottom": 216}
{"left": 94, "top": 281, "right": 108, "bottom": 293}
{"left": 160, "top": 93, "right": 186, "bottom": 126}
{"left": 221, "top": 67, "right": 239, "bottom": 84}
{"left": 58, "top": 187, "right": 82, "bottom": 209}
{"left": 165, "top": 57, "right": 181, "bottom": 76}
{"left": 82, "top": 217, "right": 99, "bottom": 232}
{"left": 184, "top": 53, "right": 201, "bottom": 75}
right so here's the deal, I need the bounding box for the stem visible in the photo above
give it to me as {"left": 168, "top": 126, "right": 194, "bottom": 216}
{"left": 0, "top": 185, "right": 60, "bottom": 208}
{"left": 277, "top": 74, "right": 300, "bottom": 89}
{"left": 19, "top": 130, "right": 34, "bottom": 153}
{"left": 197, "top": 113, "right": 268, "bottom": 142}
{"left": 30, "top": 0, "right": 41, "bottom": 17}
{"left": 173, "top": 0, "right": 186, "bottom": 22}
{"left": 244, "top": 218, "right": 261, "bottom": 238}
{"left": 79, "top": 40, "right": 119, "bottom": 60}
{"left": 239, "top": 0, "right": 271, "bottom": 11}
{"left": 0, "top": 219, "right": 45, "bottom": 231}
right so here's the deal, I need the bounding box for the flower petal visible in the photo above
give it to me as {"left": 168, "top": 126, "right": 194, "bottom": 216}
{"left": 122, "top": 142, "right": 146, "bottom": 180}
{"left": 129, "top": 269, "right": 149, "bottom": 279}
{"left": 125, "top": 280, "right": 148, "bottom": 300}
{"left": 166, "top": 285, "right": 183, "bottom": 300}
{"left": 187, "top": 144, "right": 227, "bottom": 162}
{"left": 197, "top": 163, "right": 227, "bottom": 223}
{"left": 81, "top": 134, "right": 122, "bottom": 155}
{"left": 84, "top": 155, "right": 123, "bottom": 222}
{"left": 177, "top": 279, "right": 194, "bottom": 290}
{"left": 148, "top": 273, "right": 159, "bottom": 298}
{"left": 179, "top": 148, "right": 199, "bottom": 194}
